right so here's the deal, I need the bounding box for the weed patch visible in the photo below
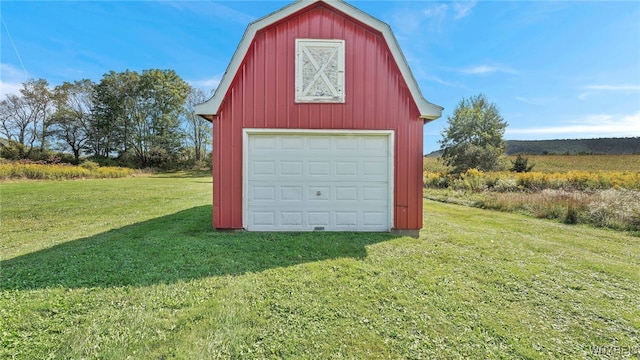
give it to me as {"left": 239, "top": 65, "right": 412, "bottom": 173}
{"left": 0, "top": 162, "right": 133, "bottom": 180}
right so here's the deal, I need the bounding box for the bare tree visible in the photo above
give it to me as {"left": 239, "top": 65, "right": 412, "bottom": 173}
{"left": 20, "top": 79, "right": 55, "bottom": 152}
{"left": 0, "top": 94, "right": 38, "bottom": 153}
{"left": 182, "top": 86, "right": 211, "bottom": 162}
{"left": 0, "top": 79, "right": 54, "bottom": 157}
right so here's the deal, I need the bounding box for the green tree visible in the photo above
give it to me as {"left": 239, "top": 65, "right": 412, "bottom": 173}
{"left": 136, "top": 69, "right": 190, "bottom": 167}
{"left": 92, "top": 69, "right": 190, "bottom": 167}
{"left": 439, "top": 94, "right": 507, "bottom": 174}
{"left": 92, "top": 70, "right": 140, "bottom": 159}
{"left": 509, "top": 154, "right": 535, "bottom": 173}
{"left": 50, "top": 79, "right": 95, "bottom": 163}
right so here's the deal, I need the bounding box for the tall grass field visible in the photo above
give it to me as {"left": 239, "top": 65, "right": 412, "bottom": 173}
{"left": 0, "top": 161, "right": 133, "bottom": 180}
{"left": 1, "top": 172, "right": 638, "bottom": 358}
{"left": 424, "top": 155, "right": 640, "bottom": 233}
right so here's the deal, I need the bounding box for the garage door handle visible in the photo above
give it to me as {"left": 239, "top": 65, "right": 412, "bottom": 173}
{"left": 316, "top": 191, "right": 322, "bottom": 196}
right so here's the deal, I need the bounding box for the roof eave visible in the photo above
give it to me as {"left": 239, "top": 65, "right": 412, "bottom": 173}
{"left": 419, "top": 101, "right": 444, "bottom": 122}
{"left": 195, "top": 1, "right": 311, "bottom": 119}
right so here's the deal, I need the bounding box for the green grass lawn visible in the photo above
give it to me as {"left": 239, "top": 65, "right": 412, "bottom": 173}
{"left": 1, "top": 175, "right": 638, "bottom": 359}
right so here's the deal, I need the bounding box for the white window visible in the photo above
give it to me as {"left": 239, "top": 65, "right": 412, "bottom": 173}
{"left": 295, "top": 39, "right": 345, "bottom": 103}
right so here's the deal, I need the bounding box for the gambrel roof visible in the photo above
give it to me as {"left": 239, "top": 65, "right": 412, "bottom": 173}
{"left": 195, "top": 0, "right": 443, "bottom": 121}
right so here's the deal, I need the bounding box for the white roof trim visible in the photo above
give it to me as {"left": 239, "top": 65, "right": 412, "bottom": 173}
{"left": 195, "top": 0, "right": 442, "bottom": 121}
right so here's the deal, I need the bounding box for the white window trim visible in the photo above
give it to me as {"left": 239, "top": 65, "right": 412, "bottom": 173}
{"left": 295, "top": 39, "right": 346, "bottom": 103}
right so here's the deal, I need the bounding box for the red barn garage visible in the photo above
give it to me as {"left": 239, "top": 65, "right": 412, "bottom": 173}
{"left": 196, "top": 0, "right": 442, "bottom": 235}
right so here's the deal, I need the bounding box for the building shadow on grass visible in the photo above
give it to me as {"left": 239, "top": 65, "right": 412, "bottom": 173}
{"left": 0, "top": 205, "right": 398, "bottom": 290}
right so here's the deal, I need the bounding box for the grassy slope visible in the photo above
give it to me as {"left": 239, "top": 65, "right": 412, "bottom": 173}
{"left": 1, "top": 174, "right": 211, "bottom": 260}
{"left": 1, "top": 176, "right": 639, "bottom": 359}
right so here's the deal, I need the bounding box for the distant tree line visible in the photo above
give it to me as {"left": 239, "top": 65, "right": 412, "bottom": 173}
{"left": 0, "top": 70, "right": 212, "bottom": 169}
{"left": 506, "top": 138, "right": 640, "bottom": 155}
{"left": 427, "top": 137, "right": 640, "bottom": 158}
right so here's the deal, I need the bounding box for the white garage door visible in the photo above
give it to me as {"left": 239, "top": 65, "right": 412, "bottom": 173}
{"left": 244, "top": 130, "right": 393, "bottom": 231}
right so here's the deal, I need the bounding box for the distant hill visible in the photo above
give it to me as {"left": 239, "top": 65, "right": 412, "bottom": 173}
{"left": 425, "top": 137, "right": 640, "bottom": 157}
{"left": 506, "top": 137, "right": 640, "bottom": 155}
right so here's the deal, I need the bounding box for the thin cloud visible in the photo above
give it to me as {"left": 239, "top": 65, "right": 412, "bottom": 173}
{"left": 0, "top": 81, "right": 23, "bottom": 98}
{"left": 453, "top": 1, "right": 477, "bottom": 19}
{"left": 578, "top": 92, "right": 593, "bottom": 101}
{"left": 390, "top": 7, "right": 426, "bottom": 35}
{"left": 426, "top": 75, "right": 455, "bottom": 87}
{"left": 393, "top": 1, "right": 475, "bottom": 35}
{"left": 515, "top": 96, "right": 553, "bottom": 106}
{"left": 0, "top": 63, "right": 27, "bottom": 98}
{"left": 579, "top": 84, "right": 640, "bottom": 100}
{"left": 506, "top": 112, "right": 640, "bottom": 137}
{"left": 425, "top": 74, "right": 466, "bottom": 88}
{"left": 189, "top": 75, "right": 223, "bottom": 93}
{"left": 460, "top": 65, "right": 517, "bottom": 75}
{"left": 420, "top": 3, "right": 449, "bottom": 33}
{"left": 162, "top": 1, "right": 255, "bottom": 25}
{"left": 583, "top": 85, "right": 640, "bottom": 91}
{"left": 423, "top": 3, "right": 449, "bottom": 19}
{"left": 423, "top": 1, "right": 476, "bottom": 20}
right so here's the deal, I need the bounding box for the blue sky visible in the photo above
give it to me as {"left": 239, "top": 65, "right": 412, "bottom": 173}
{"left": 1, "top": 0, "right": 639, "bottom": 153}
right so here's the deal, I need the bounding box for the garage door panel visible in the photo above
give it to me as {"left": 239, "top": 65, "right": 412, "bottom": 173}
{"left": 335, "top": 137, "right": 359, "bottom": 151}
{"left": 280, "top": 161, "right": 303, "bottom": 175}
{"left": 308, "top": 161, "right": 331, "bottom": 175}
{"left": 363, "top": 185, "right": 387, "bottom": 201}
{"left": 281, "top": 136, "right": 305, "bottom": 150}
{"left": 281, "top": 186, "right": 303, "bottom": 201}
{"left": 308, "top": 136, "right": 332, "bottom": 150}
{"left": 248, "top": 183, "right": 388, "bottom": 203}
{"left": 308, "top": 212, "right": 330, "bottom": 226}
{"left": 335, "top": 186, "right": 358, "bottom": 201}
{"left": 253, "top": 211, "right": 275, "bottom": 226}
{"left": 252, "top": 136, "right": 277, "bottom": 150}
{"left": 308, "top": 186, "right": 330, "bottom": 201}
{"left": 336, "top": 211, "right": 358, "bottom": 225}
{"left": 281, "top": 212, "right": 303, "bottom": 226}
{"left": 246, "top": 132, "right": 391, "bottom": 231}
{"left": 252, "top": 161, "right": 276, "bottom": 176}
{"left": 253, "top": 186, "right": 276, "bottom": 201}
{"left": 363, "top": 211, "right": 386, "bottom": 226}
{"left": 363, "top": 160, "right": 387, "bottom": 176}
{"left": 335, "top": 161, "right": 358, "bottom": 176}
{"left": 363, "top": 136, "right": 389, "bottom": 153}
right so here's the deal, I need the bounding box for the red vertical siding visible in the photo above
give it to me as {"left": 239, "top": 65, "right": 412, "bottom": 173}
{"left": 213, "top": 3, "right": 425, "bottom": 230}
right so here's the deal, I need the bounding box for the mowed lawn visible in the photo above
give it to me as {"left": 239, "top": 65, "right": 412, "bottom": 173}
{"left": 1, "top": 175, "right": 638, "bottom": 359}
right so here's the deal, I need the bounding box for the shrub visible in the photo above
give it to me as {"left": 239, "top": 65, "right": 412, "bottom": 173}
{"left": 564, "top": 202, "right": 579, "bottom": 224}
{"left": 0, "top": 140, "right": 28, "bottom": 160}
{"left": 493, "top": 177, "right": 519, "bottom": 192}
{"left": 588, "top": 189, "right": 640, "bottom": 231}
{"left": 424, "top": 172, "right": 450, "bottom": 189}
{"left": 510, "top": 154, "right": 535, "bottom": 173}
{"left": 452, "top": 169, "right": 486, "bottom": 192}
{"left": 80, "top": 160, "right": 100, "bottom": 171}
